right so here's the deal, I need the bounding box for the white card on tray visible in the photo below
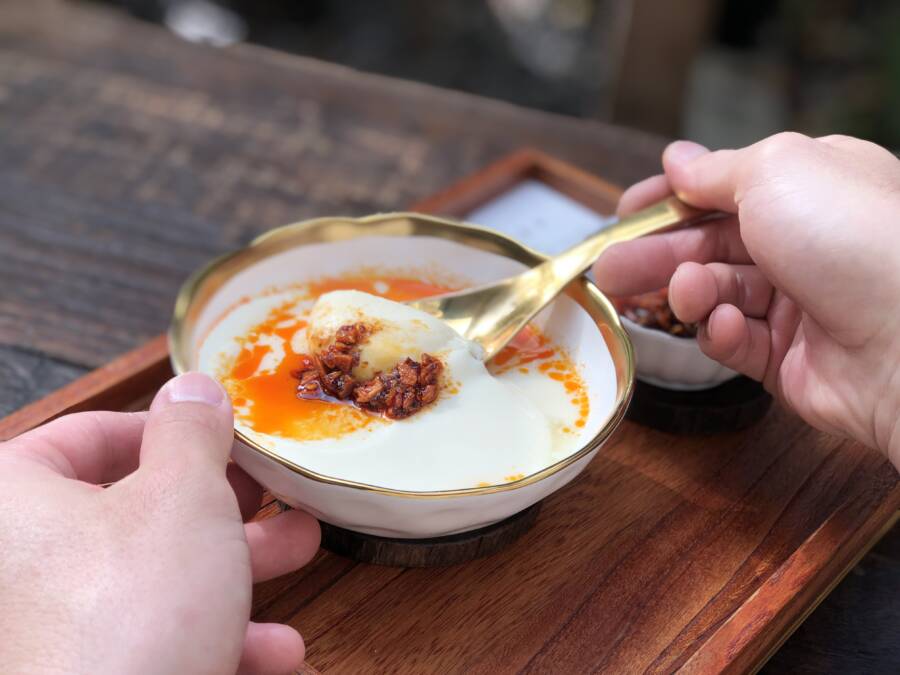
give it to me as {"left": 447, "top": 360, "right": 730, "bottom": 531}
{"left": 465, "top": 179, "right": 618, "bottom": 255}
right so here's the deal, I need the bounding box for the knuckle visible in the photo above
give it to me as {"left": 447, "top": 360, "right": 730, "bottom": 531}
{"left": 738, "top": 132, "right": 814, "bottom": 200}
{"left": 153, "top": 403, "right": 226, "bottom": 437}
{"left": 818, "top": 133, "right": 855, "bottom": 146}
{"left": 147, "top": 407, "right": 231, "bottom": 457}
{"left": 821, "top": 134, "right": 896, "bottom": 165}
{"left": 756, "top": 131, "right": 812, "bottom": 160}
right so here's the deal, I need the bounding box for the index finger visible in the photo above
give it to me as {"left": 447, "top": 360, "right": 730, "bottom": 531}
{"left": 593, "top": 216, "right": 751, "bottom": 296}
{"left": 4, "top": 411, "right": 146, "bottom": 484}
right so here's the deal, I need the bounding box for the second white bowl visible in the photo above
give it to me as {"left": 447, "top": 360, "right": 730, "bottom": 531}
{"left": 621, "top": 316, "right": 738, "bottom": 391}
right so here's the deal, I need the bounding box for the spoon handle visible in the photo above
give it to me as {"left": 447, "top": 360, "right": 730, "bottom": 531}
{"left": 543, "top": 197, "right": 707, "bottom": 282}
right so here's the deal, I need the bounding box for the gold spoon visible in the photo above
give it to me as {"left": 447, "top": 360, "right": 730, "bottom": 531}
{"left": 408, "top": 197, "right": 710, "bottom": 360}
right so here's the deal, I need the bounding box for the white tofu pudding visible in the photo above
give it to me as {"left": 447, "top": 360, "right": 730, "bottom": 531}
{"left": 198, "top": 276, "right": 591, "bottom": 491}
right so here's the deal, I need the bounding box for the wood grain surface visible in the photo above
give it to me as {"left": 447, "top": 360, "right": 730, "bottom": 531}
{"left": 1, "top": 2, "right": 898, "bottom": 673}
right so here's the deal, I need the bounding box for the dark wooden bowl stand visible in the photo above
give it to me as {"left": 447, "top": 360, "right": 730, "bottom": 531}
{"left": 626, "top": 375, "right": 773, "bottom": 435}
{"left": 308, "top": 503, "right": 543, "bottom": 567}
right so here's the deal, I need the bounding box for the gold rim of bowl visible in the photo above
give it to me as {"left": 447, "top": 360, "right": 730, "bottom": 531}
{"left": 169, "top": 212, "right": 635, "bottom": 499}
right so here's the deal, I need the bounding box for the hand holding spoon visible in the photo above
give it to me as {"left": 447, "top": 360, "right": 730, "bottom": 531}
{"left": 408, "top": 197, "right": 712, "bottom": 360}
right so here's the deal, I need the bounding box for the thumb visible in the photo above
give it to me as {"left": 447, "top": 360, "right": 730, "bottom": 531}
{"left": 139, "top": 372, "right": 235, "bottom": 479}
{"left": 662, "top": 140, "right": 744, "bottom": 213}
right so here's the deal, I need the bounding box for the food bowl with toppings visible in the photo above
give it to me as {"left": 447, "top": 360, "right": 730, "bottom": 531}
{"left": 613, "top": 288, "right": 738, "bottom": 391}
{"left": 170, "top": 213, "right": 633, "bottom": 538}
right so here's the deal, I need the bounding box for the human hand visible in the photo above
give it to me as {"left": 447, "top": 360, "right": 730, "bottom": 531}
{"left": 593, "top": 133, "right": 900, "bottom": 467}
{"left": 0, "top": 372, "right": 320, "bottom": 675}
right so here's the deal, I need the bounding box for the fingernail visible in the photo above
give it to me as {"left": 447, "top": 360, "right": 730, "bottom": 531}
{"left": 166, "top": 372, "right": 225, "bottom": 407}
{"left": 665, "top": 140, "right": 709, "bottom": 165}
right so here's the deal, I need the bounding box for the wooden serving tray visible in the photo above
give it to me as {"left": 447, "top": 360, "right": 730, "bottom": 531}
{"left": 2, "top": 150, "right": 897, "bottom": 674}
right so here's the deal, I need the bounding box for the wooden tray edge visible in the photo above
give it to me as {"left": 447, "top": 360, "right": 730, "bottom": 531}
{"left": 683, "top": 492, "right": 900, "bottom": 674}
{"left": 411, "top": 147, "right": 623, "bottom": 216}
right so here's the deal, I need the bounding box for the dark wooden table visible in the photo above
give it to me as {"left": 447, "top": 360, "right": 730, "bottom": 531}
{"left": 1, "top": 2, "right": 896, "bottom": 672}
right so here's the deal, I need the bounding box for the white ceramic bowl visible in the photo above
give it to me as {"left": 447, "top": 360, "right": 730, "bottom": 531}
{"left": 621, "top": 316, "right": 738, "bottom": 390}
{"left": 169, "top": 213, "right": 634, "bottom": 538}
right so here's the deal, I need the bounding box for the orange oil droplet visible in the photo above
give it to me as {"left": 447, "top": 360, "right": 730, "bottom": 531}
{"left": 492, "top": 346, "right": 517, "bottom": 367}
{"left": 231, "top": 344, "right": 271, "bottom": 380}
